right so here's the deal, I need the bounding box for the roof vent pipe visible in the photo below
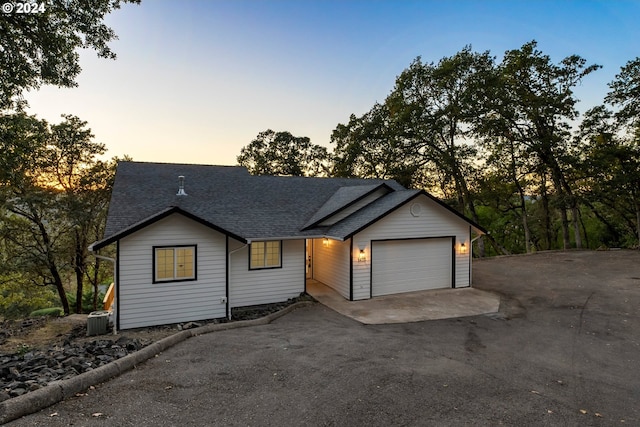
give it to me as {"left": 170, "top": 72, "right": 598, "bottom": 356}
{"left": 176, "top": 175, "right": 187, "bottom": 196}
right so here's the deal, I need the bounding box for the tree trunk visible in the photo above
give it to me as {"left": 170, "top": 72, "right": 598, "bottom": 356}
{"left": 74, "top": 229, "right": 86, "bottom": 314}
{"left": 48, "top": 255, "right": 69, "bottom": 315}
{"left": 38, "top": 220, "right": 70, "bottom": 314}
{"left": 540, "top": 175, "right": 553, "bottom": 250}
{"left": 74, "top": 270, "right": 83, "bottom": 313}
{"left": 579, "top": 210, "right": 589, "bottom": 248}
{"left": 450, "top": 156, "right": 485, "bottom": 257}
{"left": 637, "top": 205, "right": 640, "bottom": 248}
{"left": 52, "top": 269, "right": 70, "bottom": 316}
{"left": 522, "top": 208, "right": 531, "bottom": 253}
{"left": 572, "top": 206, "right": 582, "bottom": 249}
{"left": 582, "top": 199, "right": 620, "bottom": 243}
{"left": 548, "top": 164, "right": 571, "bottom": 250}
{"left": 560, "top": 207, "right": 571, "bottom": 250}
{"left": 514, "top": 177, "right": 531, "bottom": 253}
{"left": 485, "top": 233, "right": 511, "bottom": 256}
{"left": 92, "top": 257, "right": 101, "bottom": 311}
{"left": 637, "top": 205, "right": 640, "bottom": 247}
{"left": 631, "top": 191, "right": 640, "bottom": 247}
{"left": 507, "top": 138, "right": 531, "bottom": 253}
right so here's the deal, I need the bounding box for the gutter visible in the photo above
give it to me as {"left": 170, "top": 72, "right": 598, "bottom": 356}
{"left": 88, "top": 246, "right": 118, "bottom": 335}
{"left": 245, "top": 235, "right": 345, "bottom": 243}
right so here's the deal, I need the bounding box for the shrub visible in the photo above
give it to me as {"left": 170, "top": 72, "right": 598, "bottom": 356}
{"left": 0, "top": 274, "right": 58, "bottom": 319}
{"left": 67, "top": 287, "right": 106, "bottom": 314}
{"left": 29, "top": 307, "right": 64, "bottom": 317}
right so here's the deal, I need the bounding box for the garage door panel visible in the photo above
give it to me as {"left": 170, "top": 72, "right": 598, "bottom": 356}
{"left": 372, "top": 238, "right": 452, "bottom": 297}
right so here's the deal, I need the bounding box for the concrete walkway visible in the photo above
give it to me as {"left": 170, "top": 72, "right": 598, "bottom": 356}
{"left": 306, "top": 280, "right": 500, "bottom": 324}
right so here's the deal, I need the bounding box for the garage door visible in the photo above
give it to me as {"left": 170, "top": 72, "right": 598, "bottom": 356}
{"left": 371, "top": 238, "right": 452, "bottom": 297}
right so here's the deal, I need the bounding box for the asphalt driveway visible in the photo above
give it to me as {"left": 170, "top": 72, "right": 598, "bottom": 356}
{"left": 9, "top": 250, "right": 640, "bottom": 426}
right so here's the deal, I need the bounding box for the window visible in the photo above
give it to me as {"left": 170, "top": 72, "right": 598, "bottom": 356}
{"left": 250, "top": 241, "right": 282, "bottom": 269}
{"left": 154, "top": 245, "right": 196, "bottom": 282}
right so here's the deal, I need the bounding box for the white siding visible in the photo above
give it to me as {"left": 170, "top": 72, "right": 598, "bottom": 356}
{"left": 312, "top": 238, "right": 350, "bottom": 299}
{"left": 118, "top": 214, "right": 227, "bottom": 329}
{"left": 229, "top": 239, "right": 305, "bottom": 308}
{"left": 352, "top": 195, "right": 471, "bottom": 299}
{"left": 320, "top": 188, "right": 389, "bottom": 226}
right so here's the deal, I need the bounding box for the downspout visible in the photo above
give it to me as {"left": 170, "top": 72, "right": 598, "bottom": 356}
{"left": 471, "top": 234, "right": 484, "bottom": 244}
{"left": 227, "top": 242, "right": 248, "bottom": 320}
{"left": 90, "top": 251, "right": 118, "bottom": 335}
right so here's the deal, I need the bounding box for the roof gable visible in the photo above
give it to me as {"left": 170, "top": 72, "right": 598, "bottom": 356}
{"left": 326, "top": 191, "right": 486, "bottom": 240}
{"left": 92, "top": 206, "right": 245, "bottom": 250}
{"left": 301, "top": 183, "right": 392, "bottom": 230}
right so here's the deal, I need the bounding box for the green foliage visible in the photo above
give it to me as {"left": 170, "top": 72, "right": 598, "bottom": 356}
{"left": 0, "top": 0, "right": 140, "bottom": 110}
{"left": 30, "top": 307, "right": 63, "bottom": 318}
{"left": 66, "top": 287, "right": 105, "bottom": 314}
{"left": 0, "top": 274, "right": 58, "bottom": 320}
{"left": 331, "top": 103, "right": 419, "bottom": 188}
{"left": 606, "top": 57, "right": 640, "bottom": 129}
{"left": 330, "top": 41, "right": 639, "bottom": 254}
{"left": 0, "top": 112, "right": 117, "bottom": 314}
{"left": 237, "top": 130, "right": 330, "bottom": 176}
{"left": 16, "top": 344, "right": 32, "bottom": 356}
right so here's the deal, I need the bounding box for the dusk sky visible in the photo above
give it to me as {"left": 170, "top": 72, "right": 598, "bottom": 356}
{"left": 25, "top": 0, "right": 640, "bottom": 166}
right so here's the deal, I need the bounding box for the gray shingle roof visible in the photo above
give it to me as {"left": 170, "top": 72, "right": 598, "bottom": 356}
{"left": 95, "top": 161, "right": 416, "bottom": 248}
{"left": 92, "top": 161, "right": 485, "bottom": 250}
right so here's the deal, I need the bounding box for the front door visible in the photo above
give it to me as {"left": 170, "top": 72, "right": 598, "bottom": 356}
{"left": 305, "top": 239, "right": 313, "bottom": 279}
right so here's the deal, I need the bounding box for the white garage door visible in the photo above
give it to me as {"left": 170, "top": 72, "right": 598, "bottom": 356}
{"left": 371, "top": 238, "right": 452, "bottom": 297}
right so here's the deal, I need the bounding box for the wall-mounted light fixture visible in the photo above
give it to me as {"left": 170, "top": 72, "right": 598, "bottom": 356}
{"left": 323, "top": 238, "right": 329, "bottom": 247}
{"left": 358, "top": 249, "right": 366, "bottom": 262}
{"left": 459, "top": 242, "right": 467, "bottom": 254}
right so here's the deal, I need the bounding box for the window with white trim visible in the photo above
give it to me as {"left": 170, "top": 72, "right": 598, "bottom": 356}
{"left": 250, "top": 241, "right": 282, "bottom": 269}
{"left": 154, "top": 245, "right": 196, "bottom": 282}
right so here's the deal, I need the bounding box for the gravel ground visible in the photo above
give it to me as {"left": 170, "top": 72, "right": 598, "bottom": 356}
{"left": 7, "top": 250, "right": 640, "bottom": 426}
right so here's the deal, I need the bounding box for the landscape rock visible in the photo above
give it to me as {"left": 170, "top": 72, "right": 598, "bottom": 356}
{"left": 0, "top": 295, "right": 312, "bottom": 401}
{"left": 0, "top": 337, "right": 148, "bottom": 397}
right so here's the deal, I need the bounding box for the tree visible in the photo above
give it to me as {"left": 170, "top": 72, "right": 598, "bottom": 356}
{"left": 333, "top": 47, "right": 500, "bottom": 255}
{"left": 577, "top": 106, "right": 640, "bottom": 247}
{"left": 478, "top": 41, "right": 600, "bottom": 250}
{"left": 0, "top": 272, "right": 57, "bottom": 319}
{"left": 606, "top": 57, "right": 640, "bottom": 129}
{"left": 477, "top": 135, "right": 536, "bottom": 252}
{"left": 0, "top": 113, "right": 70, "bottom": 313}
{"left": 47, "top": 116, "right": 115, "bottom": 313}
{"left": 0, "top": 0, "right": 140, "bottom": 110}
{"left": 331, "top": 103, "right": 420, "bottom": 188}
{"left": 237, "top": 130, "right": 330, "bottom": 176}
{"left": 385, "top": 49, "right": 495, "bottom": 219}
{"left": 0, "top": 113, "right": 113, "bottom": 314}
